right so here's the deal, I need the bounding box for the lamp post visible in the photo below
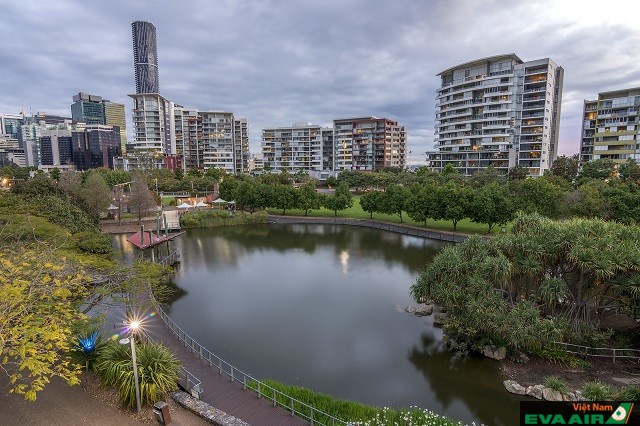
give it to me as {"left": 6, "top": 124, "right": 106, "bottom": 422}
{"left": 119, "top": 320, "right": 141, "bottom": 413}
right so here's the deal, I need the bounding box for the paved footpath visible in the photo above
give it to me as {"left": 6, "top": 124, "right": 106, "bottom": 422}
{"left": 142, "top": 312, "right": 309, "bottom": 426}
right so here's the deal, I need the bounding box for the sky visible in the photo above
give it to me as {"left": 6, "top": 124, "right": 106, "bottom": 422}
{"left": 1, "top": 0, "right": 639, "bottom": 163}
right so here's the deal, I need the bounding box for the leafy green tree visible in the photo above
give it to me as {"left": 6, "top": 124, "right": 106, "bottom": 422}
{"left": 468, "top": 165, "right": 506, "bottom": 188}
{"left": 297, "top": 182, "right": 320, "bottom": 216}
{"left": 218, "top": 177, "right": 240, "bottom": 201}
{"left": 11, "top": 173, "right": 61, "bottom": 197}
{"left": 506, "top": 165, "right": 529, "bottom": 182}
{"left": 512, "top": 177, "right": 565, "bottom": 218}
{"left": 325, "top": 176, "right": 337, "bottom": 188}
{"left": 564, "top": 180, "right": 608, "bottom": 218}
{"left": 58, "top": 170, "right": 82, "bottom": 197}
{"left": 602, "top": 182, "right": 640, "bottom": 223}
{"left": 468, "top": 183, "right": 514, "bottom": 231}
{"left": 618, "top": 159, "right": 640, "bottom": 185}
{"left": 405, "top": 183, "right": 434, "bottom": 225}
{"left": 578, "top": 158, "right": 617, "bottom": 183}
{"left": 49, "top": 168, "right": 61, "bottom": 181}
{"left": 549, "top": 155, "right": 579, "bottom": 183}
{"left": 187, "top": 169, "right": 203, "bottom": 178}
{"left": 321, "top": 183, "right": 353, "bottom": 216}
{"left": 360, "top": 190, "right": 383, "bottom": 219}
{"left": 174, "top": 168, "right": 184, "bottom": 181}
{"left": 79, "top": 172, "right": 111, "bottom": 218}
{"left": 379, "top": 184, "right": 408, "bottom": 222}
{"left": 272, "top": 184, "right": 298, "bottom": 215}
{"left": 438, "top": 183, "right": 472, "bottom": 231}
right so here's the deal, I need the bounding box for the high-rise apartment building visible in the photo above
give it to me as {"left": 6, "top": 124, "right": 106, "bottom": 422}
{"left": 261, "top": 123, "right": 328, "bottom": 173}
{"left": 0, "top": 113, "right": 25, "bottom": 139}
{"left": 333, "top": 117, "right": 406, "bottom": 171}
{"left": 427, "top": 54, "right": 563, "bottom": 176}
{"left": 580, "top": 88, "right": 640, "bottom": 164}
{"left": 128, "top": 93, "right": 176, "bottom": 154}
{"left": 132, "top": 21, "right": 159, "bottom": 94}
{"left": 234, "top": 118, "right": 249, "bottom": 174}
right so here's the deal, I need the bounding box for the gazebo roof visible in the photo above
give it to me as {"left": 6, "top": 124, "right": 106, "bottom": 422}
{"left": 127, "top": 230, "right": 169, "bottom": 249}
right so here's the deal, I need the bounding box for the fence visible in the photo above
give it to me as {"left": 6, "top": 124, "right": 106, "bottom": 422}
{"left": 153, "top": 302, "right": 349, "bottom": 426}
{"left": 158, "top": 250, "right": 180, "bottom": 267}
{"left": 180, "top": 366, "right": 203, "bottom": 398}
{"left": 553, "top": 341, "right": 640, "bottom": 364}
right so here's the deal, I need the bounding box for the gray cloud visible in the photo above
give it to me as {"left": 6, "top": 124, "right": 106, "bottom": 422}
{"left": 1, "top": 0, "right": 639, "bottom": 161}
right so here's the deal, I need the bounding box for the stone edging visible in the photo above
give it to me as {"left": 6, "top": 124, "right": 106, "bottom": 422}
{"left": 266, "top": 215, "right": 472, "bottom": 243}
{"left": 171, "top": 390, "right": 250, "bottom": 426}
{"left": 503, "top": 380, "right": 583, "bottom": 402}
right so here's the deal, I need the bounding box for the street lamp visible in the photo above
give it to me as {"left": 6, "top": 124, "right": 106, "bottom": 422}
{"left": 119, "top": 320, "right": 141, "bottom": 413}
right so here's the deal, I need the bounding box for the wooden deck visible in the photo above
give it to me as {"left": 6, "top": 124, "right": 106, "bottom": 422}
{"left": 144, "top": 314, "right": 309, "bottom": 426}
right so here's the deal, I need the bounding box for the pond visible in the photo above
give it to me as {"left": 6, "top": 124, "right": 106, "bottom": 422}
{"left": 113, "top": 224, "right": 522, "bottom": 425}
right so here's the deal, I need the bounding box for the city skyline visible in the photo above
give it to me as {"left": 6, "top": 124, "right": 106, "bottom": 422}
{"left": 1, "top": 0, "right": 639, "bottom": 162}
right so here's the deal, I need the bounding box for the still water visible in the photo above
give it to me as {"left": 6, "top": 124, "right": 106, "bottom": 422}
{"left": 113, "top": 224, "right": 522, "bottom": 425}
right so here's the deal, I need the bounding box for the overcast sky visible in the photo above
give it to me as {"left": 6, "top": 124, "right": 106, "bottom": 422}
{"left": 1, "top": 0, "right": 639, "bottom": 162}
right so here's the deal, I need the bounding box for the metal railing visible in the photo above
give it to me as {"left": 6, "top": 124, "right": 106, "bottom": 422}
{"left": 180, "top": 366, "right": 203, "bottom": 398}
{"left": 158, "top": 250, "right": 180, "bottom": 267}
{"left": 153, "top": 302, "right": 349, "bottom": 426}
{"left": 553, "top": 341, "right": 640, "bottom": 364}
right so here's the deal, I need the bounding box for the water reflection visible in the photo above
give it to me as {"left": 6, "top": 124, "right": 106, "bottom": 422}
{"left": 111, "top": 225, "right": 520, "bottom": 426}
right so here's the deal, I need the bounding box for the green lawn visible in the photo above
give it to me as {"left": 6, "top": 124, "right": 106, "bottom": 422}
{"left": 267, "top": 196, "right": 508, "bottom": 235}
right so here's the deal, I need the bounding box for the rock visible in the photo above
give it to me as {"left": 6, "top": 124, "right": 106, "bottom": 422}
{"left": 414, "top": 304, "right": 434, "bottom": 317}
{"left": 482, "top": 346, "right": 507, "bottom": 361}
{"left": 526, "top": 385, "right": 544, "bottom": 399}
{"left": 517, "top": 351, "right": 530, "bottom": 363}
{"left": 405, "top": 306, "right": 416, "bottom": 314}
{"left": 504, "top": 380, "right": 526, "bottom": 395}
{"left": 564, "top": 392, "right": 577, "bottom": 402}
{"left": 433, "top": 312, "right": 448, "bottom": 325}
{"left": 542, "top": 387, "right": 564, "bottom": 401}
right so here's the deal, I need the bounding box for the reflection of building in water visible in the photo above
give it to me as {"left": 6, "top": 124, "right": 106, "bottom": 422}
{"left": 340, "top": 249, "right": 349, "bottom": 274}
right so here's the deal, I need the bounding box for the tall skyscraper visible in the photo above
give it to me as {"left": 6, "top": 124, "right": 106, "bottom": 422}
{"left": 131, "top": 21, "right": 159, "bottom": 94}
{"left": 427, "top": 54, "right": 563, "bottom": 176}
{"left": 580, "top": 88, "right": 640, "bottom": 164}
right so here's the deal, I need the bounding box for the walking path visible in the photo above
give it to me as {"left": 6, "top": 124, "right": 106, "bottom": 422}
{"left": 141, "top": 311, "right": 309, "bottom": 426}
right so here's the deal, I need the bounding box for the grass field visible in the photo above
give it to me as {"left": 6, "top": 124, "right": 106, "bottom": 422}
{"left": 267, "top": 196, "right": 507, "bottom": 235}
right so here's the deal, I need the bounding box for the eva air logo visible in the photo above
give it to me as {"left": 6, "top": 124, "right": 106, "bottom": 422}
{"left": 607, "top": 403, "right": 633, "bottom": 424}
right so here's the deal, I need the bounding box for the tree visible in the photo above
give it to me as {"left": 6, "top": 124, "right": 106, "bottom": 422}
{"left": 379, "top": 184, "right": 408, "bottom": 222}
{"left": 49, "top": 168, "right": 61, "bottom": 181}
{"left": 506, "top": 165, "right": 529, "bottom": 182}
{"left": 512, "top": 177, "right": 565, "bottom": 218}
{"left": 563, "top": 180, "right": 608, "bottom": 218}
{"left": 0, "top": 241, "right": 89, "bottom": 400}
{"left": 218, "top": 177, "right": 240, "bottom": 202}
{"left": 549, "top": 155, "right": 579, "bottom": 183}
{"left": 174, "top": 168, "right": 184, "bottom": 181}
{"left": 618, "top": 159, "right": 640, "bottom": 185}
{"left": 297, "top": 182, "right": 320, "bottom": 216}
{"left": 79, "top": 172, "right": 111, "bottom": 218}
{"left": 578, "top": 158, "right": 617, "bottom": 183}
{"left": 58, "top": 170, "right": 82, "bottom": 197}
{"left": 438, "top": 183, "right": 472, "bottom": 231}
{"left": 468, "top": 165, "right": 506, "bottom": 188}
{"left": 321, "top": 183, "right": 353, "bottom": 216}
{"left": 128, "top": 175, "right": 157, "bottom": 224}
{"left": 360, "top": 190, "right": 383, "bottom": 219}
{"left": 405, "top": 183, "right": 435, "bottom": 225}
{"left": 272, "top": 184, "right": 298, "bottom": 215}
{"left": 325, "top": 176, "right": 337, "bottom": 188}
{"left": 468, "top": 183, "right": 514, "bottom": 231}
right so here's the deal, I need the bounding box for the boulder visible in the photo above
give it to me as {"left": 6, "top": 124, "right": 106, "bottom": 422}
{"left": 525, "top": 385, "right": 544, "bottom": 400}
{"left": 482, "top": 346, "right": 507, "bottom": 361}
{"left": 517, "top": 352, "right": 530, "bottom": 363}
{"left": 405, "top": 306, "right": 416, "bottom": 314}
{"left": 414, "top": 304, "right": 434, "bottom": 317}
{"left": 542, "top": 387, "right": 564, "bottom": 401}
{"left": 504, "top": 380, "right": 526, "bottom": 395}
{"left": 433, "top": 312, "right": 448, "bottom": 325}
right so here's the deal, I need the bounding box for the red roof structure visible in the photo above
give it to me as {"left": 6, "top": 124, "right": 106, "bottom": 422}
{"left": 127, "top": 230, "right": 169, "bottom": 250}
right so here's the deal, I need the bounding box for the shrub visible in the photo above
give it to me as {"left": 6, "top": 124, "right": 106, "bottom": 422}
{"left": 618, "top": 385, "right": 640, "bottom": 401}
{"left": 95, "top": 340, "right": 180, "bottom": 408}
{"left": 543, "top": 376, "right": 569, "bottom": 394}
{"left": 69, "top": 331, "right": 107, "bottom": 371}
{"left": 581, "top": 381, "right": 615, "bottom": 401}
{"left": 74, "top": 232, "right": 114, "bottom": 254}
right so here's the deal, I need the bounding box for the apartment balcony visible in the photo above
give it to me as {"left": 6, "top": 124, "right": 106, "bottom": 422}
{"left": 593, "top": 130, "right": 637, "bottom": 137}
{"left": 522, "top": 102, "right": 545, "bottom": 110}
